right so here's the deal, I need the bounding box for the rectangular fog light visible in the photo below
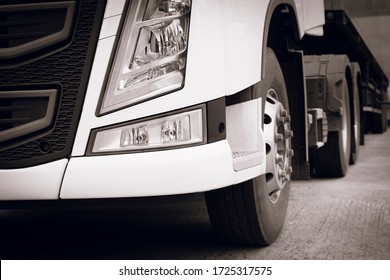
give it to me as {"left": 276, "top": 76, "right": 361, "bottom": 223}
{"left": 90, "top": 108, "right": 205, "bottom": 154}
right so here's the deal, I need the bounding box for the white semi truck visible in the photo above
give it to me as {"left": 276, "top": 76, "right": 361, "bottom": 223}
{"left": 0, "top": 0, "right": 388, "bottom": 245}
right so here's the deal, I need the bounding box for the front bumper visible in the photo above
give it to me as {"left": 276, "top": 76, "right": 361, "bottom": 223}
{"left": 0, "top": 159, "right": 67, "bottom": 200}
{"left": 61, "top": 140, "right": 235, "bottom": 199}
{"left": 0, "top": 140, "right": 264, "bottom": 201}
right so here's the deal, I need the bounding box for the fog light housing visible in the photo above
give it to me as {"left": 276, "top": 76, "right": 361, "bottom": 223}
{"left": 89, "top": 107, "right": 204, "bottom": 154}
{"left": 99, "top": 0, "right": 192, "bottom": 114}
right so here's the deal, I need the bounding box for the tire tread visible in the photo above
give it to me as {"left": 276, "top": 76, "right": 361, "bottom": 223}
{"left": 205, "top": 182, "right": 268, "bottom": 246}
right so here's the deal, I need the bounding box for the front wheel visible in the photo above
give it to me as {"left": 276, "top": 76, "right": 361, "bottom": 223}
{"left": 205, "top": 48, "right": 292, "bottom": 245}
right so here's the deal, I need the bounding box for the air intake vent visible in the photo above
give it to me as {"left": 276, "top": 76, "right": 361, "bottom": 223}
{"left": 0, "top": 1, "right": 76, "bottom": 67}
{"left": 0, "top": 89, "right": 58, "bottom": 148}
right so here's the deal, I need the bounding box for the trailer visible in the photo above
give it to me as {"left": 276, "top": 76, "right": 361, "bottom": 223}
{"left": 0, "top": 0, "right": 388, "bottom": 246}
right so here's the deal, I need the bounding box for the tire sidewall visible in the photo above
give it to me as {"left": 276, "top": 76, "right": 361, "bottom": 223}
{"left": 340, "top": 79, "right": 351, "bottom": 174}
{"left": 252, "top": 48, "right": 291, "bottom": 244}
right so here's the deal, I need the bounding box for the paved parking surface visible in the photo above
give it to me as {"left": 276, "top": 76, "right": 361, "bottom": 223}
{"left": 0, "top": 129, "right": 389, "bottom": 259}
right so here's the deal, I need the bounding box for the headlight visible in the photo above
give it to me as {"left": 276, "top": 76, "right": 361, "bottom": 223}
{"left": 99, "top": 0, "right": 192, "bottom": 114}
{"left": 89, "top": 107, "right": 205, "bottom": 154}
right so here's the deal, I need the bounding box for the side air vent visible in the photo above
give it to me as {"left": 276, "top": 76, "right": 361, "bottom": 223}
{"left": 0, "top": 89, "right": 58, "bottom": 149}
{"left": 0, "top": 1, "right": 76, "bottom": 67}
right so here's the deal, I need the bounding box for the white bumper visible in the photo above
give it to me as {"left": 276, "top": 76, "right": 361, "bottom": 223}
{"left": 0, "top": 159, "right": 67, "bottom": 201}
{"left": 60, "top": 140, "right": 262, "bottom": 199}
{"left": 0, "top": 140, "right": 264, "bottom": 201}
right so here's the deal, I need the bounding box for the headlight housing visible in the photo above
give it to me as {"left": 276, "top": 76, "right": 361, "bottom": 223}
{"left": 99, "top": 0, "right": 192, "bottom": 114}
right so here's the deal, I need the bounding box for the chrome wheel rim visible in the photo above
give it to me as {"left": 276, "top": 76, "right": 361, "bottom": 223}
{"left": 264, "top": 89, "right": 293, "bottom": 204}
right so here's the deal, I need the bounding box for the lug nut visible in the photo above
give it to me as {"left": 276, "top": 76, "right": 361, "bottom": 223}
{"left": 276, "top": 154, "right": 283, "bottom": 164}
{"left": 277, "top": 116, "right": 286, "bottom": 125}
{"left": 287, "top": 166, "right": 293, "bottom": 175}
{"left": 287, "top": 149, "right": 294, "bottom": 157}
{"left": 279, "top": 170, "right": 287, "bottom": 179}
{"left": 286, "top": 129, "right": 294, "bottom": 138}
{"left": 276, "top": 133, "right": 284, "bottom": 142}
{"left": 285, "top": 115, "right": 291, "bottom": 123}
{"left": 280, "top": 109, "right": 288, "bottom": 117}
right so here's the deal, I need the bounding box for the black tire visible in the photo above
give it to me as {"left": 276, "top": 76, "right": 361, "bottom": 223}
{"left": 205, "top": 48, "right": 292, "bottom": 246}
{"left": 360, "top": 111, "right": 365, "bottom": 145}
{"left": 369, "top": 111, "right": 385, "bottom": 134}
{"left": 382, "top": 106, "right": 388, "bottom": 132}
{"left": 350, "top": 76, "right": 361, "bottom": 164}
{"left": 379, "top": 105, "right": 388, "bottom": 133}
{"left": 311, "top": 79, "right": 351, "bottom": 177}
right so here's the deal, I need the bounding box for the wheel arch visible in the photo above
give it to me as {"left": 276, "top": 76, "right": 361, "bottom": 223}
{"left": 262, "top": 1, "right": 301, "bottom": 78}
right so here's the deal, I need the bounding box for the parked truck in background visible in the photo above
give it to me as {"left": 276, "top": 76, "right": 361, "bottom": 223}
{"left": 0, "top": 0, "right": 388, "bottom": 246}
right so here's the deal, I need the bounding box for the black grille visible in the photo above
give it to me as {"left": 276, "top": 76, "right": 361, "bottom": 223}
{"left": 0, "top": 5, "right": 67, "bottom": 47}
{"left": 0, "top": 95, "right": 49, "bottom": 131}
{"left": 0, "top": 1, "right": 77, "bottom": 68}
{"left": 0, "top": 0, "right": 107, "bottom": 169}
{"left": 0, "top": 88, "right": 59, "bottom": 147}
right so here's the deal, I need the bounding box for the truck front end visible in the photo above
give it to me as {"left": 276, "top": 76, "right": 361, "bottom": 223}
{"left": 0, "top": 0, "right": 267, "bottom": 201}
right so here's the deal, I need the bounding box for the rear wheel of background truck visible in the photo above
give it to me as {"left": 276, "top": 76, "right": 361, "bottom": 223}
{"left": 367, "top": 111, "right": 384, "bottom": 134}
{"left": 350, "top": 63, "right": 361, "bottom": 165}
{"left": 370, "top": 107, "right": 387, "bottom": 134}
{"left": 311, "top": 77, "right": 351, "bottom": 177}
{"left": 205, "top": 48, "right": 292, "bottom": 246}
{"left": 382, "top": 106, "right": 388, "bottom": 132}
{"left": 381, "top": 91, "right": 388, "bottom": 132}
